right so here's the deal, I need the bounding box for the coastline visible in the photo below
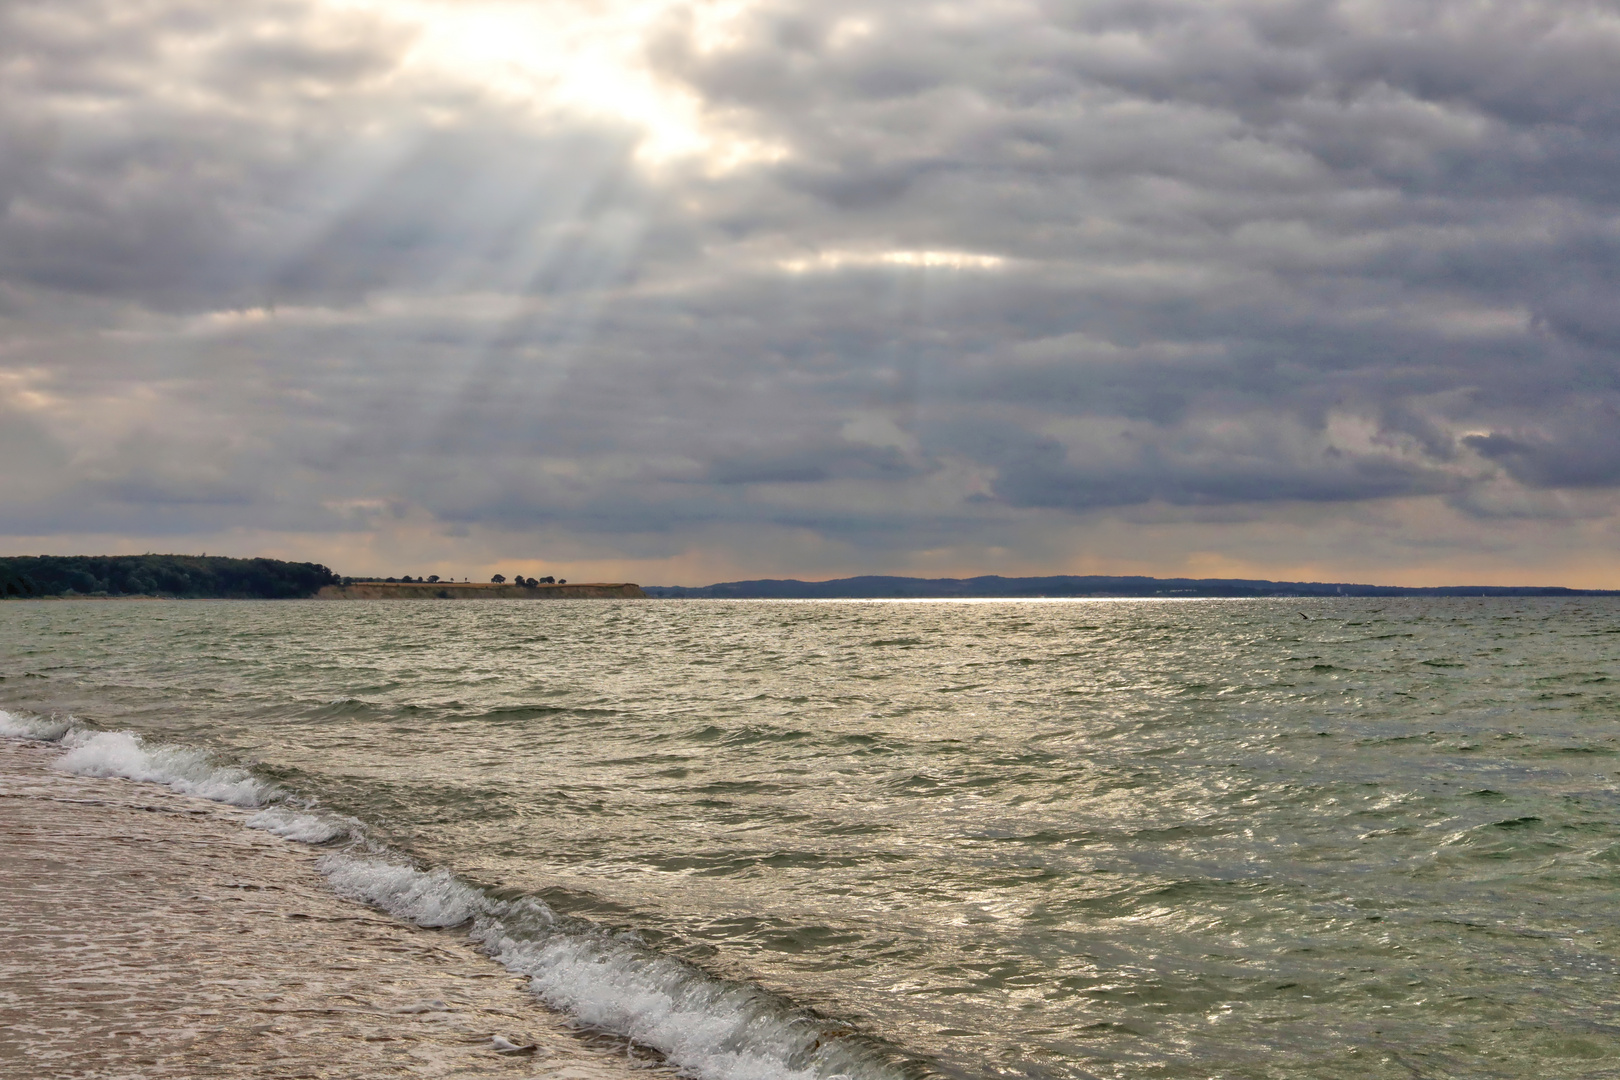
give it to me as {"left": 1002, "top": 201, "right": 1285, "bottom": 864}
{"left": 0, "top": 738, "right": 651, "bottom": 1079}
{"left": 0, "top": 583, "right": 648, "bottom": 601}
{"left": 316, "top": 583, "right": 647, "bottom": 600}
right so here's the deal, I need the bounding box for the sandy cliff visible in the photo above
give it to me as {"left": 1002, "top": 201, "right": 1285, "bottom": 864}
{"left": 317, "top": 582, "right": 646, "bottom": 600}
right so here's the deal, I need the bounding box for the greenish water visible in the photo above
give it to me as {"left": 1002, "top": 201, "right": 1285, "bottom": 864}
{"left": 3, "top": 597, "right": 1618, "bottom": 1080}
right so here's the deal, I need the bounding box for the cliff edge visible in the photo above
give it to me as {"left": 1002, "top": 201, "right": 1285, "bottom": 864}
{"left": 317, "top": 582, "right": 646, "bottom": 600}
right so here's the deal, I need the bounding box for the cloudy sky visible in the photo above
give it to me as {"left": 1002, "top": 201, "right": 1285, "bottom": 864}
{"left": 3, "top": 0, "right": 1619, "bottom": 586}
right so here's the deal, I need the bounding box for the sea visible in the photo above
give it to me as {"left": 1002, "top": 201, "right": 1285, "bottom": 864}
{"left": 2, "top": 597, "right": 1617, "bottom": 1080}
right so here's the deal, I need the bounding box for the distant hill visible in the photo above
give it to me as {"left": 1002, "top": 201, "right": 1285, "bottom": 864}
{"left": 0, "top": 555, "right": 339, "bottom": 599}
{"left": 643, "top": 574, "right": 1620, "bottom": 599}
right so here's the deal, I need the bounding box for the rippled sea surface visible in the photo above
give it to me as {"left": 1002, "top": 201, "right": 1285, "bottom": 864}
{"left": 4, "top": 597, "right": 1619, "bottom": 1080}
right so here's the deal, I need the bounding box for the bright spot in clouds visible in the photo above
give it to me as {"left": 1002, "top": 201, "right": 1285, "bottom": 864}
{"left": 335, "top": 0, "right": 778, "bottom": 167}
{"left": 779, "top": 250, "right": 1007, "bottom": 273}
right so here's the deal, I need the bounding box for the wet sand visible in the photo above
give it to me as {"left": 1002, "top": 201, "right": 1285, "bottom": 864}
{"left": 0, "top": 739, "right": 651, "bottom": 1079}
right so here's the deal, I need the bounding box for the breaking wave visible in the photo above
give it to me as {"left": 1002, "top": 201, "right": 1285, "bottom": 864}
{"left": 245, "top": 805, "right": 357, "bottom": 844}
{"left": 0, "top": 708, "right": 75, "bottom": 742}
{"left": 321, "top": 852, "right": 905, "bottom": 1080}
{"left": 54, "top": 729, "right": 275, "bottom": 806}
{"left": 1, "top": 708, "right": 357, "bottom": 841}
{"left": 2, "top": 708, "right": 912, "bottom": 1080}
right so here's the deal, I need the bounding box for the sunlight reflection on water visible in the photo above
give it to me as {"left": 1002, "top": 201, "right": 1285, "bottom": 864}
{"left": 3, "top": 596, "right": 1618, "bottom": 1080}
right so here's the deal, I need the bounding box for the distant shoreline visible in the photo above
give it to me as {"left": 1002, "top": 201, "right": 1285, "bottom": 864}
{"left": 6, "top": 556, "right": 1616, "bottom": 601}
{"left": 0, "top": 585, "right": 651, "bottom": 601}
{"left": 644, "top": 573, "right": 1620, "bottom": 599}
{"left": 1, "top": 554, "right": 338, "bottom": 601}
{"left": 0, "top": 555, "right": 645, "bottom": 600}
{"left": 317, "top": 582, "right": 647, "bottom": 600}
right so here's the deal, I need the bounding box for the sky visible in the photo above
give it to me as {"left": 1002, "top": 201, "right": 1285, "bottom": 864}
{"left": 3, "top": 0, "right": 1619, "bottom": 587}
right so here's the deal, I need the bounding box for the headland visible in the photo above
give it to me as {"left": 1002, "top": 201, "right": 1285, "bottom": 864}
{"left": 318, "top": 581, "right": 646, "bottom": 600}
{"left": 0, "top": 555, "right": 645, "bottom": 599}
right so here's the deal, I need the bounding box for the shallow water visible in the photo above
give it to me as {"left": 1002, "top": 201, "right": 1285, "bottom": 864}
{"left": 3, "top": 597, "right": 1618, "bottom": 1080}
{"left": 0, "top": 740, "right": 644, "bottom": 1080}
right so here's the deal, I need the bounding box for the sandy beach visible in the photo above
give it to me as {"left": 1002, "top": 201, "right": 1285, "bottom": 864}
{"left": 0, "top": 739, "right": 652, "bottom": 1080}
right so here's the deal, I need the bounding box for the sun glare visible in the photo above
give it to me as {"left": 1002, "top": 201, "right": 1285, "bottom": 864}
{"left": 329, "top": 0, "right": 777, "bottom": 169}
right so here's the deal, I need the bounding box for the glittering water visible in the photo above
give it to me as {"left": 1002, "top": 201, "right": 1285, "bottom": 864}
{"left": 3, "top": 597, "right": 1618, "bottom": 1080}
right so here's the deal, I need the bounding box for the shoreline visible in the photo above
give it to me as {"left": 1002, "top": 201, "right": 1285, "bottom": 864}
{"left": 0, "top": 583, "right": 649, "bottom": 601}
{"left": 0, "top": 738, "right": 653, "bottom": 1079}
{"left": 316, "top": 583, "right": 646, "bottom": 600}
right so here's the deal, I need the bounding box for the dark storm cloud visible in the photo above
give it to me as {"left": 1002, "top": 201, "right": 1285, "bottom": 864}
{"left": 644, "top": 0, "right": 1620, "bottom": 512}
{"left": 1464, "top": 401, "right": 1620, "bottom": 489}
{"left": 706, "top": 440, "right": 919, "bottom": 485}
{"left": 0, "top": 0, "right": 398, "bottom": 306}
{"left": 3, "top": 0, "right": 1619, "bottom": 567}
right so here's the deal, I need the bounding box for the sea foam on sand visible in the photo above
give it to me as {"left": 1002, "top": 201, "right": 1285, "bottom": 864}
{"left": 322, "top": 853, "right": 882, "bottom": 1080}
{"left": 1, "top": 711, "right": 892, "bottom": 1080}
{"left": 0, "top": 735, "right": 650, "bottom": 1079}
{"left": 2, "top": 708, "right": 360, "bottom": 844}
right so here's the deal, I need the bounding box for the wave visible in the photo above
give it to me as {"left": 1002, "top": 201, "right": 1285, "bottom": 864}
{"left": 246, "top": 805, "right": 357, "bottom": 844}
{"left": 0, "top": 708, "right": 74, "bottom": 742}
{"left": 54, "top": 729, "right": 276, "bottom": 806}
{"left": 1, "top": 708, "right": 356, "bottom": 841}
{"left": 321, "top": 853, "right": 901, "bottom": 1080}
{"left": 2, "top": 708, "right": 912, "bottom": 1080}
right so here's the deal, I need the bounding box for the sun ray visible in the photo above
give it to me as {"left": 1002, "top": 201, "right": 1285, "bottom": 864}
{"left": 326, "top": 0, "right": 780, "bottom": 170}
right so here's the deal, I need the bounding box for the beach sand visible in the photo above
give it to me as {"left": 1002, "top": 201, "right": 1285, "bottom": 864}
{"left": 0, "top": 739, "right": 653, "bottom": 1080}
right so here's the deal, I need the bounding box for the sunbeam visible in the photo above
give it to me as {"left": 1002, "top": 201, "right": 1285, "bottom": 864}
{"left": 7, "top": 0, "right": 1620, "bottom": 585}
{"left": 329, "top": 0, "right": 779, "bottom": 169}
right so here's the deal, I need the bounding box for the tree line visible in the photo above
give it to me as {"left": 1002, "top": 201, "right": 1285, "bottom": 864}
{"left": 0, "top": 555, "right": 340, "bottom": 599}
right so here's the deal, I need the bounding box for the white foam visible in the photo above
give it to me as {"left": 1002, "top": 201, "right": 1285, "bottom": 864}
{"left": 13, "top": 717, "right": 356, "bottom": 840}
{"left": 318, "top": 854, "right": 487, "bottom": 928}
{"left": 318, "top": 855, "right": 884, "bottom": 1080}
{"left": 486, "top": 925, "right": 837, "bottom": 1080}
{"left": 246, "top": 806, "right": 354, "bottom": 844}
{"left": 0, "top": 709, "right": 74, "bottom": 742}
{"left": 53, "top": 730, "right": 276, "bottom": 807}
{"left": 13, "top": 715, "right": 893, "bottom": 1080}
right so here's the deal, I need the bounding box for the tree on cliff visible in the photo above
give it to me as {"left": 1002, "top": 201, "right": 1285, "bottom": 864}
{"left": 490, "top": 574, "right": 506, "bottom": 583}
